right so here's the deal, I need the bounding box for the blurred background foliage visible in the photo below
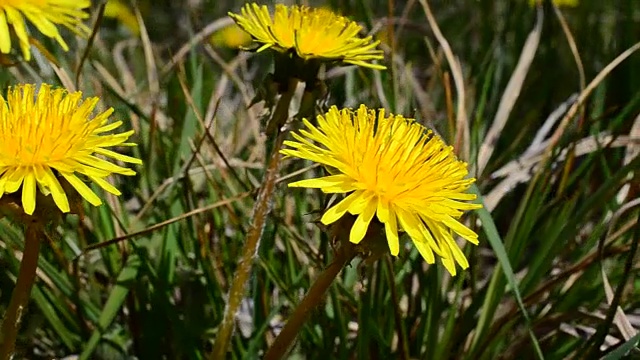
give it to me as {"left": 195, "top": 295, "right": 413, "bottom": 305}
{"left": 1, "top": 0, "right": 640, "bottom": 359}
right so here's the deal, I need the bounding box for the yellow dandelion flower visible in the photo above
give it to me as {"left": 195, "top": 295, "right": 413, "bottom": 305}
{"left": 0, "top": 0, "right": 91, "bottom": 61}
{"left": 104, "top": 0, "right": 140, "bottom": 36}
{"left": 282, "top": 105, "right": 481, "bottom": 275}
{"left": 209, "top": 24, "right": 252, "bottom": 49}
{"left": 0, "top": 84, "right": 142, "bottom": 216}
{"left": 229, "top": 3, "right": 385, "bottom": 70}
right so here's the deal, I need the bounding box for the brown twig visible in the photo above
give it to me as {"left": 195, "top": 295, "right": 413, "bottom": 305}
{"left": 264, "top": 242, "right": 358, "bottom": 360}
{"left": 0, "top": 221, "right": 43, "bottom": 360}
{"left": 209, "top": 78, "right": 299, "bottom": 359}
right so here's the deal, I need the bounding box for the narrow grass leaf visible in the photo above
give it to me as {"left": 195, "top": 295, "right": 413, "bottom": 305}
{"left": 79, "top": 255, "right": 142, "bottom": 360}
{"left": 471, "top": 184, "right": 544, "bottom": 360}
{"left": 602, "top": 332, "right": 640, "bottom": 360}
{"left": 31, "top": 286, "right": 80, "bottom": 351}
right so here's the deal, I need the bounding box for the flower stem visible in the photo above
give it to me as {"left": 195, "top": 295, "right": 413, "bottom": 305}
{"left": 264, "top": 242, "right": 358, "bottom": 360}
{"left": 209, "top": 78, "right": 299, "bottom": 360}
{"left": 0, "top": 221, "right": 42, "bottom": 360}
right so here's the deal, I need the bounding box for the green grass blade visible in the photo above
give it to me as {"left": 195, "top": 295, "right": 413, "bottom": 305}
{"left": 471, "top": 184, "right": 544, "bottom": 360}
{"left": 602, "top": 332, "right": 640, "bottom": 360}
{"left": 79, "top": 255, "right": 141, "bottom": 360}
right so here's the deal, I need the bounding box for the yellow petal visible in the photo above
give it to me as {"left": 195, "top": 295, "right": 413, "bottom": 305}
{"left": 4, "top": 7, "right": 30, "bottom": 60}
{"left": 0, "top": 12, "right": 11, "bottom": 54}
{"left": 321, "top": 191, "right": 361, "bottom": 225}
{"left": 37, "top": 165, "right": 69, "bottom": 213}
{"left": 94, "top": 148, "right": 142, "bottom": 165}
{"left": 93, "top": 117, "right": 120, "bottom": 133}
{"left": 289, "top": 174, "right": 353, "bottom": 191}
{"left": 413, "top": 239, "right": 435, "bottom": 264}
{"left": 447, "top": 238, "right": 469, "bottom": 270}
{"left": 87, "top": 175, "right": 122, "bottom": 196}
{"left": 4, "top": 167, "right": 25, "bottom": 193}
{"left": 61, "top": 173, "right": 102, "bottom": 206}
{"left": 349, "top": 196, "right": 377, "bottom": 244}
{"left": 441, "top": 256, "right": 457, "bottom": 276}
{"left": 21, "top": 170, "right": 36, "bottom": 215}
{"left": 443, "top": 216, "right": 479, "bottom": 244}
{"left": 384, "top": 210, "right": 400, "bottom": 256}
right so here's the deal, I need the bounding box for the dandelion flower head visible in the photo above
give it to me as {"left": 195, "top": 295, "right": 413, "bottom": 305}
{"left": 282, "top": 105, "right": 481, "bottom": 275}
{"left": 229, "top": 3, "right": 385, "bottom": 70}
{"left": 0, "top": 84, "right": 142, "bottom": 215}
{"left": 0, "top": 0, "right": 91, "bottom": 60}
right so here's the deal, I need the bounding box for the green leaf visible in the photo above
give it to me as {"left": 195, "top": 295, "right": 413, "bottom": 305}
{"left": 602, "top": 332, "right": 640, "bottom": 360}
{"left": 471, "top": 184, "right": 545, "bottom": 360}
{"left": 79, "top": 255, "right": 141, "bottom": 360}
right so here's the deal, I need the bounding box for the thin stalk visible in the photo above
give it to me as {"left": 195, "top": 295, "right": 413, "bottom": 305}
{"left": 264, "top": 242, "right": 358, "bottom": 360}
{"left": 209, "top": 78, "right": 299, "bottom": 360}
{"left": 387, "top": 0, "right": 399, "bottom": 111}
{"left": 0, "top": 221, "right": 43, "bottom": 360}
{"left": 384, "top": 256, "right": 409, "bottom": 360}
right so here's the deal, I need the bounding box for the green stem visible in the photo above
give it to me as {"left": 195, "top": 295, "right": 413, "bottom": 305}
{"left": 0, "top": 221, "right": 42, "bottom": 360}
{"left": 209, "top": 78, "right": 298, "bottom": 360}
{"left": 264, "top": 242, "right": 357, "bottom": 360}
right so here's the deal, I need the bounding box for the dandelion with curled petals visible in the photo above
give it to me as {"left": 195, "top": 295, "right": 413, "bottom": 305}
{"left": 0, "top": 0, "right": 90, "bottom": 60}
{"left": 229, "top": 3, "right": 385, "bottom": 70}
{"left": 0, "top": 84, "right": 141, "bottom": 216}
{"left": 282, "top": 105, "right": 481, "bottom": 275}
